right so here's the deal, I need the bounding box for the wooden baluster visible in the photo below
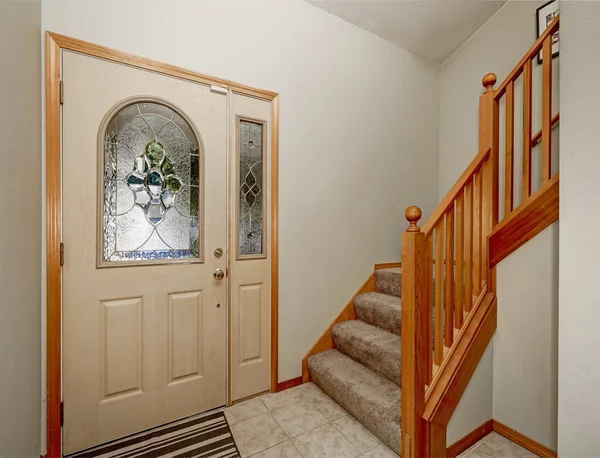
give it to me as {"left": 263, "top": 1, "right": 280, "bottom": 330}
{"left": 455, "top": 191, "right": 464, "bottom": 329}
{"left": 473, "top": 168, "right": 482, "bottom": 295}
{"left": 542, "top": 35, "right": 553, "bottom": 182}
{"left": 435, "top": 221, "right": 444, "bottom": 365}
{"left": 401, "top": 206, "right": 427, "bottom": 458}
{"left": 505, "top": 80, "right": 515, "bottom": 217}
{"left": 426, "top": 234, "right": 433, "bottom": 384}
{"left": 522, "top": 59, "right": 533, "bottom": 200}
{"left": 480, "top": 73, "right": 499, "bottom": 293}
{"left": 445, "top": 204, "right": 454, "bottom": 347}
{"left": 464, "top": 179, "right": 473, "bottom": 312}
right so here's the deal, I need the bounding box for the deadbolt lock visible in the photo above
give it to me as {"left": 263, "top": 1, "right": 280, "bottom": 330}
{"left": 214, "top": 247, "right": 223, "bottom": 258}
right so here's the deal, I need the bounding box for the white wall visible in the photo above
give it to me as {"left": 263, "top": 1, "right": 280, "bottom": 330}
{"left": 559, "top": 2, "right": 600, "bottom": 455}
{"left": 41, "top": 0, "right": 440, "bottom": 384}
{"left": 0, "top": 1, "right": 42, "bottom": 457}
{"left": 447, "top": 344, "right": 493, "bottom": 445}
{"left": 496, "top": 223, "right": 558, "bottom": 450}
{"left": 440, "top": 1, "right": 558, "bottom": 448}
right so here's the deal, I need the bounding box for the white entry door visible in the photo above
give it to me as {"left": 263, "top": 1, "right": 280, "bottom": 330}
{"left": 61, "top": 51, "right": 228, "bottom": 454}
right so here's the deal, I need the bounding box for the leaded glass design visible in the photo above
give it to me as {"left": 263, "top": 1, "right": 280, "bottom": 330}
{"left": 102, "top": 101, "right": 201, "bottom": 263}
{"left": 239, "top": 120, "right": 264, "bottom": 256}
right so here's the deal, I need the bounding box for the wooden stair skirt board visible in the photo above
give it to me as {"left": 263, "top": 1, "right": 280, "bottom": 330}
{"left": 447, "top": 419, "right": 557, "bottom": 458}
{"left": 488, "top": 174, "right": 558, "bottom": 268}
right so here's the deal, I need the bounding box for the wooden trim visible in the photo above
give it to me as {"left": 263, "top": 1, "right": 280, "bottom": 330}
{"left": 488, "top": 174, "right": 559, "bottom": 268}
{"left": 494, "top": 15, "right": 559, "bottom": 99}
{"left": 45, "top": 32, "right": 280, "bottom": 455}
{"left": 493, "top": 420, "right": 557, "bottom": 458}
{"left": 47, "top": 32, "right": 278, "bottom": 101}
{"left": 374, "top": 261, "right": 401, "bottom": 270}
{"left": 46, "top": 32, "right": 62, "bottom": 458}
{"left": 424, "top": 292, "right": 497, "bottom": 425}
{"left": 276, "top": 377, "right": 303, "bottom": 392}
{"left": 301, "top": 273, "right": 376, "bottom": 382}
{"left": 270, "top": 95, "right": 280, "bottom": 392}
{"left": 447, "top": 420, "right": 493, "bottom": 458}
{"left": 421, "top": 148, "right": 490, "bottom": 235}
{"left": 531, "top": 113, "right": 559, "bottom": 147}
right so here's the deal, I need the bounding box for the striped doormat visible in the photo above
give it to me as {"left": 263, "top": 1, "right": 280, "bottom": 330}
{"left": 67, "top": 411, "right": 240, "bottom": 458}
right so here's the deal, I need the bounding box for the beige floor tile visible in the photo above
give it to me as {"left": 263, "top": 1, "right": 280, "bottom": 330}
{"left": 225, "top": 397, "right": 268, "bottom": 426}
{"left": 260, "top": 388, "right": 306, "bottom": 411}
{"left": 296, "top": 382, "right": 348, "bottom": 420}
{"left": 271, "top": 399, "right": 328, "bottom": 438}
{"left": 462, "top": 433, "right": 538, "bottom": 458}
{"left": 248, "top": 441, "right": 302, "bottom": 458}
{"left": 362, "top": 444, "right": 399, "bottom": 458}
{"left": 333, "top": 415, "right": 383, "bottom": 452}
{"left": 231, "top": 412, "right": 287, "bottom": 458}
{"left": 293, "top": 424, "right": 361, "bottom": 458}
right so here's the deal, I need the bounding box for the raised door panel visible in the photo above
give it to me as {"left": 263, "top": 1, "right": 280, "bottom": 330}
{"left": 168, "top": 291, "right": 203, "bottom": 384}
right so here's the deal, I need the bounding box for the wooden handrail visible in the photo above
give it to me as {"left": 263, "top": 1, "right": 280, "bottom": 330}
{"left": 532, "top": 112, "right": 559, "bottom": 147}
{"left": 495, "top": 15, "right": 559, "bottom": 99}
{"left": 421, "top": 147, "right": 491, "bottom": 235}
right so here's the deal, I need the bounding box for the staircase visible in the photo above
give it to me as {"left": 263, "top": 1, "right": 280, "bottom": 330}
{"left": 308, "top": 268, "right": 402, "bottom": 454}
{"left": 303, "top": 14, "right": 560, "bottom": 458}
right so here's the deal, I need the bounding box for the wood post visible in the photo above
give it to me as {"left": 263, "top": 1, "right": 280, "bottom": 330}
{"left": 479, "top": 73, "right": 499, "bottom": 293}
{"left": 401, "top": 206, "right": 428, "bottom": 458}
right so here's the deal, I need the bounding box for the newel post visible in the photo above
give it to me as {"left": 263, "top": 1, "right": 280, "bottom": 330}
{"left": 479, "top": 73, "right": 499, "bottom": 292}
{"left": 401, "top": 206, "right": 428, "bottom": 457}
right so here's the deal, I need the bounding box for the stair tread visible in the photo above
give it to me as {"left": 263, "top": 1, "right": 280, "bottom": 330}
{"left": 374, "top": 268, "right": 402, "bottom": 298}
{"left": 308, "top": 349, "right": 401, "bottom": 454}
{"left": 354, "top": 292, "right": 402, "bottom": 336}
{"left": 332, "top": 320, "right": 401, "bottom": 386}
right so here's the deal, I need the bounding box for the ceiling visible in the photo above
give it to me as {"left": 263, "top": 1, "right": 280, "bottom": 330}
{"left": 307, "top": 0, "right": 507, "bottom": 65}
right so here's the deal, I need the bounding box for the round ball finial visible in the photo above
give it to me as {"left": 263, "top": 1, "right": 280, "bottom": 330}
{"left": 482, "top": 73, "right": 497, "bottom": 92}
{"left": 405, "top": 206, "right": 422, "bottom": 232}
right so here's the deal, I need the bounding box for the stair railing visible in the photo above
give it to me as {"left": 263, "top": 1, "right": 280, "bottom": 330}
{"left": 401, "top": 15, "right": 559, "bottom": 458}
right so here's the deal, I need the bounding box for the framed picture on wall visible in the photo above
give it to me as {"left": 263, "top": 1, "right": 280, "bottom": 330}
{"left": 536, "top": 0, "right": 559, "bottom": 64}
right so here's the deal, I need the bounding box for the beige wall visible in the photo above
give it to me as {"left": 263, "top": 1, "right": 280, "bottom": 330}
{"left": 42, "top": 0, "right": 440, "bottom": 385}
{"left": 496, "top": 223, "right": 558, "bottom": 450}
{"left": 559, "top": 2, "right": 600, "bottom": 455}
{"left": 447, "top": 343, "right": 493, "bottom": 445}
{"left": 0, "top": 1, "right": 42, "bottom": 456}
{"left": 440, "top": 1, "right": 558, "bottom": 448}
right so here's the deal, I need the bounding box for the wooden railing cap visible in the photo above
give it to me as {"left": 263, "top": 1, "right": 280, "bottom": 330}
{"left": 405, "top": 206, "right": 422, "bottom": 232}
{"left": 482, "top": 73, "right": 497, "bottom": 93}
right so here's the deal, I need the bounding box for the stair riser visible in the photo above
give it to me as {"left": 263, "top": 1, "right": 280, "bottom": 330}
{"left": 332, "top": 324, "right": 401, "bottom": 387}
{"left": 354, "top": 292, "right": 402, "bottom": 336}
{"left": 308, "top": 352, "right": 401, "bottom": 455}
{"left": 374, "top": 269, "right": 402, "bottom": 298}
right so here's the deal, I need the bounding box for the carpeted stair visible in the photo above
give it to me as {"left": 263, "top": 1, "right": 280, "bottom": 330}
{"left": 308, "top": 268, "right": 402, "bottom": 455}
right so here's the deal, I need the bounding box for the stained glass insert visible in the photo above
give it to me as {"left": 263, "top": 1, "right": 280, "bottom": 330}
{"left": 102, "top": 101, "right": 201, "bottom": 263}
{"left": 239, "top": 120, "right": 264, "bottom": 256}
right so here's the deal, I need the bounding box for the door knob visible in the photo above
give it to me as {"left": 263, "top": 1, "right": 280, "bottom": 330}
{"left": 213, "top": 268, "right": 225, "bottom": 280}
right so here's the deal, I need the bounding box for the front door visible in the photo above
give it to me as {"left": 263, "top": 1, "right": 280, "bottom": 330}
{"left": 61, "top": 51, "right": 228, "bottom": 454}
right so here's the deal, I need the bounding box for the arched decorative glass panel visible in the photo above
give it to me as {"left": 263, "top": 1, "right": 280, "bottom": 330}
{"left": 101, "top": 100, "right": 202, "bottom": 264}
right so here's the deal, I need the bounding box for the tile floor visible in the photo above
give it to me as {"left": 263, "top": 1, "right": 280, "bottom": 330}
{"left": 457, "top": 432, "right": 537, "bottom": 458}
{"left": 224, "top": 383, "right": 536, "bottom": 458}
{"left": 225, "top": 382, "right": 397, "bottom": 458}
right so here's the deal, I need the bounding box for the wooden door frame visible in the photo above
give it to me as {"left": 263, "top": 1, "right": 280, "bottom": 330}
{"left": 45, "top": 31, "right": 280, "bottom": 457}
